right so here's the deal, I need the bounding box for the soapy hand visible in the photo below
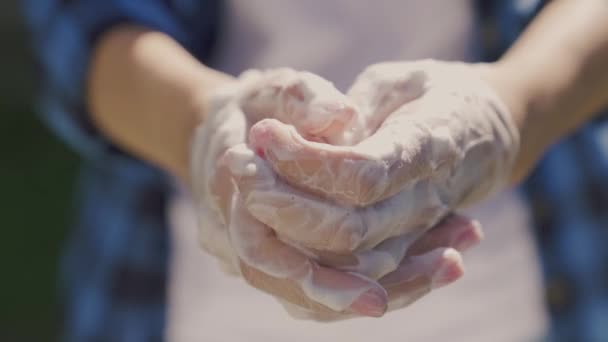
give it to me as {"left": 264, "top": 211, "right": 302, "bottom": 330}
{"left": 234, "top": 60, "right": 518, "bottom": 318}
{"left": 247, "top": 60, "right": 519, "bottom": 254}
{"left": 191, "top": 66, "right": 484, "bottom": 319}
{"left": 191, "top": 68, "right": 392, "bottom": 317}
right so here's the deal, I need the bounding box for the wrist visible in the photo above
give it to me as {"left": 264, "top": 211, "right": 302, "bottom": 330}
{"left": 169, "top": 68, "right": 235, "bottom": 184}
{"left": 477, "top": 61, "right": 551, "bottom": 184}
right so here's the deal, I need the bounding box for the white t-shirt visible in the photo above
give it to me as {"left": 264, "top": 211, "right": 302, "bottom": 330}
{"left": 166, "top": 1, "right": 548, "bottom": 341}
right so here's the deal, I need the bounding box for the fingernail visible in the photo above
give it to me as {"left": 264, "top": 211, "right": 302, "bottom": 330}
{"left": 249, "top": 120, "right": 279, "bottom": 149}
{"left": 349, "top": 287, "right": 387, "bottom": 317}
{"left": 430, "top": 249, "right": 464, "bottom": 289}
{"left": 255, "top": 147, "right": 266, "bottom": 159}
{"left": 454, "top": 220, "right": 483, "bottom": 252}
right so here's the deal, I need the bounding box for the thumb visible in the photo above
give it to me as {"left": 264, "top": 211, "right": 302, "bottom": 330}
{"left": 239, "top": 68, "right": 365, "bottom": 145}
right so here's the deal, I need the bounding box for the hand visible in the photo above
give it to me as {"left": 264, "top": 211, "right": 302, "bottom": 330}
{"left": 246, "top": 60, "right": 519, "bottom": 253}
{"left": 215, "top": 62, "right": 489, "bottom": 319}
{"left": 191, "top": 68, "right": 394, "bottom": 317}
{"left": 232, "top": 61, "right": 515, "bottom": 318}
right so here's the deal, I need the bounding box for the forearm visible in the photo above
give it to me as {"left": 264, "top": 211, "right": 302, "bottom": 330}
{"left": 88, "top": 25, "right": 233, "bottom": 181}
{"left": 485, "top": 0, "right": 608, "bottom": 182}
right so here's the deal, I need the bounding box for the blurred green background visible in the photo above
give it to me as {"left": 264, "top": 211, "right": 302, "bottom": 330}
{"left": 0, "top": 1, "right": 79, "bottom": 340}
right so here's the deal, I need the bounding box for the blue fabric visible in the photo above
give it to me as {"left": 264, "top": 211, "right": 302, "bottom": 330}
{"left": 483, "top": 2, "right": 608, "bottom": 342}
{"left": 21, "top": 0, "right": 608, "bottom": 341}
{"left": 525, "top": 123, "right": 608, "bottom": 342}
{"left": 22, "top": 1, "right": 221, "bottom": 341}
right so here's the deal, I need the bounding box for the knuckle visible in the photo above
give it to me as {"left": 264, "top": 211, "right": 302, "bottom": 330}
{"left": 330, "top": 212, "right": 366, "bottom": 253}
{"left": 353, "top": 163, "right": 388, "bottom": 206}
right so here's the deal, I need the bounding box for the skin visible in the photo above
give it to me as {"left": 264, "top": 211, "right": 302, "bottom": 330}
{"left": 88, "top": 25, "right": 234, "bottom": 182}
{"left": 88, "top": 0, "right": 608, "bottom": 317}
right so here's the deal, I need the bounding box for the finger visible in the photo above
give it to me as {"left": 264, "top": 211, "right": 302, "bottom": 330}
{"left": 238, "top": 261, "right": 387, "bottom": 317}
{"left": 248, "top": 111, "right": 444, "bottom": 207}
{"left": 278, "top": 299, "right": 357, "bottom": 321}
{"left": 405, "top": 214, "right": 484, "bottom": 256}
{"left": 237, "top": 69, "right": 361, "bottom": 144}
{"left": 316, "top": 214, "right": 481, "bottom": 280}
{"left": 234, "top": 150, "right": 448, "bottom": 252}
{"left": 314, "top": 233, "right": 423, "bottom": 280}
{"left": 380, "top": 247, "right": 464, "bottom": 311}
{"left": 228, "top": 193, "right": 388, "bottom": 317}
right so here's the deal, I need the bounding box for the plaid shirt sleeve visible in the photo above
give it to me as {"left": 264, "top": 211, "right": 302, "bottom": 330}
{"left": 21, "top": 1, "right": 221, "bottom": 341}
{"left": 22, "top": 0, "right": 218, "bottom": 161}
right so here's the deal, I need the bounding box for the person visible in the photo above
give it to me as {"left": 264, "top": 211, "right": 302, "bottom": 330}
{"left": 22, "top": 0, "right": 608, "bottom": 341}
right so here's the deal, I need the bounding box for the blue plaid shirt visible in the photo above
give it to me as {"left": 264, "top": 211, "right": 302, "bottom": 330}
{"left": 22, "top": 1, "right": 608, "bottom": 341}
